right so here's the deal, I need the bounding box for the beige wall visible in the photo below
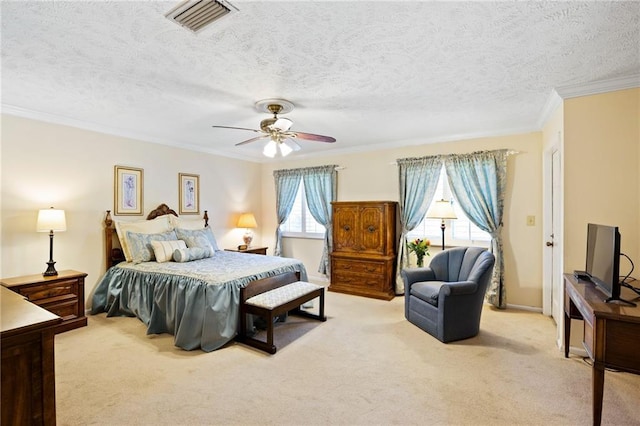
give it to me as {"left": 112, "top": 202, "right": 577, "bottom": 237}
{"left": 261, "top": 132, "right": 544, "bottom": 308}
{"left": 4, "top": 89, "right": 634, "bottom": 312}
{"left": 1, "top": 115, "right": 262, "bottom": 304}
{"left": 563, "top": 88, "right": 640, "bottom": 273}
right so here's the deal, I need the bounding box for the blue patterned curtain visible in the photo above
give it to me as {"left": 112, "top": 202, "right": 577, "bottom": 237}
{"left": 395, "top": 156, "right": 443, "bottom": 294}
{"left": 444, "top": 149, "right": 508, "bottom": 308}
{"left": 302, "top": 165, "right": 338, "bottom": 275}
{"left": 273, "top": 169, "right": 302, "bottom": 256}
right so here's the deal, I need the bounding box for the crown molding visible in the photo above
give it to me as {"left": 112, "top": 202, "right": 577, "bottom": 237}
{"left": 536, "top": 89, "right": 563, "bottom": 130}
{"left": 554, "top": 74, "right": 640, "bottom": 99}
{"left": 536, "top": 74, "right": 640, "bottom": 129}
{"left": 1, "top": 104, "right": 262, "bottom": 163}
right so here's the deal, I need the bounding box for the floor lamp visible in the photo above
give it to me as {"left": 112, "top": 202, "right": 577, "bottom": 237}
{"left": 426, "top": 199, "right": 457, "bottom": 251}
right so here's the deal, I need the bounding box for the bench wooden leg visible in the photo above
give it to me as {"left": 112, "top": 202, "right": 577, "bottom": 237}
{"left": 239, "top": 288, "right": 326, "bottom": 354}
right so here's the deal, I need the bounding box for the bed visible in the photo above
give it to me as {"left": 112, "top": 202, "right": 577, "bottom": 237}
{"left": 91, "top": 204, "right": 307, "bottom": 352}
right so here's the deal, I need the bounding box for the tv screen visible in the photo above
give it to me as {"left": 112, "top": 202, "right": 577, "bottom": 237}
{"left": 585, "top": 223, "right": 621, "bottom": 300}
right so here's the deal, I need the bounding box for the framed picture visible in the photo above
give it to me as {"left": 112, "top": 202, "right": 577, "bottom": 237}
{"left": 179, "top": 173, "right": 199, "bottom": 215}
{"left": 114, "top": 166, "right": 143, "bottom": 215}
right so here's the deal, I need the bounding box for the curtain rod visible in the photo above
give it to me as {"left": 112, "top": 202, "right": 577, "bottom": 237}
{"left": 389, "top": 149, "right": 522, "bottom": 165}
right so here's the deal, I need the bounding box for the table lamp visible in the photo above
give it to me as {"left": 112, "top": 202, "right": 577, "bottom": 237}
{"left": 237, "top": 213, "right": 257, "bottom": 246}
{"left": 426, "top": 199, "right": 457, "bottom": 251}
{"left": 37, "top": 207, "right": 67, "bottom": 276}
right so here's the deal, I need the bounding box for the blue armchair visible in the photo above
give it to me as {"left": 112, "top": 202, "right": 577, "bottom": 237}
{"left": 401, "top": 246, "right": 495, "bottom": 343}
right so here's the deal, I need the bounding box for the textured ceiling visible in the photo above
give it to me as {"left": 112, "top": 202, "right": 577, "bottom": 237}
{"left": 2, "top": 1, "right": 639, "bottom": 162}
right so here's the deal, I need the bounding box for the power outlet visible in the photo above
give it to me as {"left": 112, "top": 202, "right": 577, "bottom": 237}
{"left": 526, "top": 215, "right": 536, "bottom": 226}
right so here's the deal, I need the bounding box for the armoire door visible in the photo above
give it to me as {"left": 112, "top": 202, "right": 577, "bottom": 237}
{"left": 333, "top": 205, "right": 358, "bottom": 253}
{"left": 358, "top": 205, "right": 385, "bottom": 255}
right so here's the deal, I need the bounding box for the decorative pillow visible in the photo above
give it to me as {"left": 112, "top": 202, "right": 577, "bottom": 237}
{"left": 115, "top": 215, "right": 174, "bottom": 262}
{"left": 173, "top": 247, "right": 213, "bottom": 263}
{"left": 150, "top": 240, "right": 187, "bottom": 263}
{"left": 169, "top": 216, "right": 207, "bottom": 230}
{"left": 174, "top": 227, "right": 219, "bottom": 252}
{"left": 126, "top": 230, "right": 178, "bottom": 264}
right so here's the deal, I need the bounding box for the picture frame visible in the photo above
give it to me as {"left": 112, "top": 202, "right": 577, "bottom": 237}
{"left": 179, "top": 173, "right": 200, "bottom": 215}
{"left": 114, "top": 166, "right": 143, "bottom": 216}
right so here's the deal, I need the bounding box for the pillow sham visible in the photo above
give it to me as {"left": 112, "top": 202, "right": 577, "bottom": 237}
{"left": 115, "top": 215, "right": 174, "bottom": 262}
{"left": 127, "top": 230, "right": 178, "bottom": 264}
{"left": 174, "top": 227, "right": 220, "bottom": 252}
{"left": 150, "top": 240, "right": 187, "bottom": 263}
{"left": 169, "top": 216, "right": 207, "bottom": 230}
{"left": 173, "top": 247, "right": 212, "bottom": 263}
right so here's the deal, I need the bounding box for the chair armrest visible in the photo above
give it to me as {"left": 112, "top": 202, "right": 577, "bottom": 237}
{"left": 440, "top": 280, "right": 478, "bottom": 297}
{"left": 401, "top": 267, "right": 436, "bottom": 287}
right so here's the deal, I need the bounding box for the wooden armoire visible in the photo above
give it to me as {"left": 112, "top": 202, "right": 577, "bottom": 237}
{"left": 329, "top": 201, "right": 397, "bottom": 300}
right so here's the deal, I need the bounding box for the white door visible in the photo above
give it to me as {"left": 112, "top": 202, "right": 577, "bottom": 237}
{"left": 550, "top": 149, "right": 563, "bottom": 325}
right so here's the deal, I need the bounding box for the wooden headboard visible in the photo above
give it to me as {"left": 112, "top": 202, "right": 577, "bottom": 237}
{"left": 104, "top": 204, "right": 209, "bottom": 270}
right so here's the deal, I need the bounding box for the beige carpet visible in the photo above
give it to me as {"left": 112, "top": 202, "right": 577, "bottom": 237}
{"left": 55, "top": 291, "right": 640, "bottom": 425}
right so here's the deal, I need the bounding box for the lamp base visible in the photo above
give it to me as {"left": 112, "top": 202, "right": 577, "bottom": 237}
{"left": 43, "top": 261, "right": 58, "bottom": 276}
{"left": 243, "top": 233, "right": 253, "bottom": 246}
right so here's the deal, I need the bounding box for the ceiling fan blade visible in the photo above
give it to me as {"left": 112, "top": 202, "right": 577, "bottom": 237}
{"left": 212, "top": 125, "right": 263, "bottom": 133}
{"left": 235, "top": 135, "right": 269, "bottom": 146}
{"left": 291, "top": 131, "right": 336, "bottom": 143}
{"left": 273, "top": 118, "right": 293, "bottom": 131}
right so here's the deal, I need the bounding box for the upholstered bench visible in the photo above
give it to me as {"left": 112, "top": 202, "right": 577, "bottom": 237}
{"left": 237, "top": 280, "right": 326, "bottom": 354}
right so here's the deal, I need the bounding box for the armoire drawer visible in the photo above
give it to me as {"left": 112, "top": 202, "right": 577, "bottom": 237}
{"left": 332, "top": 272, "right": 385, "bottom": 291}
{"left": 332, "top": 259, "right": 384, "bottom": 275}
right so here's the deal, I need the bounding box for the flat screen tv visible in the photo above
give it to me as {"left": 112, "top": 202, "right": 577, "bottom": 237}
{"left": 585, "top": 223, "right": 621, "bottom": 301}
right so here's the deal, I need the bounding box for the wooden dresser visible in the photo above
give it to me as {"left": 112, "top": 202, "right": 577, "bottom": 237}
{"left": 1, "top": 286, "right": 61, "bottom": 425}
{"left": 329, "top": 201, "right": 397, "bottom": 300}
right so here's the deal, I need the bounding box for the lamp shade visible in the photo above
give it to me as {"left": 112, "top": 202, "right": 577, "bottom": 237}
{"left": 237, "top": 213, "right": 257, "bottom": 229}
{"left": 426, "top": 199, "right": 457, "bottom": 220}
{"left": 37, "top": 208, "right": 67, "bottom": 232}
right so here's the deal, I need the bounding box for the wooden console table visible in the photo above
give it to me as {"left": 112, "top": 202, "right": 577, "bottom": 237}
{"left": 563, "top": 273, "right": 640, "bottom": 426}
{"left": 1, "top": 286, "right": 61, "bottom": 425}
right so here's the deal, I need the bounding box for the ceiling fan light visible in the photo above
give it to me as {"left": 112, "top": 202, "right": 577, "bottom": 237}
{"left": 263, "top": 140, "right": 277, "bottom": 158}
{"left": 273, "top": 118, "right": 293, "bottom": 131}
{"left": 279, "top": 142, "right": 293, "bottom": 157}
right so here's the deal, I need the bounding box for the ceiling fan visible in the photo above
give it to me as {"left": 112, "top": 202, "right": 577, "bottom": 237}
{"left": 212, "top": 99, "right": 336, "bottom": 158}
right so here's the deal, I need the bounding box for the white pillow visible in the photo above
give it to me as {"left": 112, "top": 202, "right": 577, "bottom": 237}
{"left": 150, "top": 240, "right": 187, "bottom": 263}
{"left": 114, "top": 215, "right": 174, "bottom": 262}
{"left": 170, "top": 216, "right": 207, "bottom": 230}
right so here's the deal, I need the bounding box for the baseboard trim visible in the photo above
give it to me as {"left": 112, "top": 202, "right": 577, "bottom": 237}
{"left": 505, "top": 303, "right": 542, "bottom": 313}
{"left": 568, "top": 346, "right": 589, "bottom": 358}
{"left": 308, "top": 274, "right": 329, "bottom": 286}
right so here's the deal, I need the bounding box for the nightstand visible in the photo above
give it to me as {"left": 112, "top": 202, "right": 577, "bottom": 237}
{"left": 225, "top": 246, "right": 268, "bottom": 255}
{"left": 1, "top": 269, "right": 88, "bottom": 334}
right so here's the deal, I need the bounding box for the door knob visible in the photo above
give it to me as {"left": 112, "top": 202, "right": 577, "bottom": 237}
{"left": 546, "top": 241, "right": 554, "bottom": 247}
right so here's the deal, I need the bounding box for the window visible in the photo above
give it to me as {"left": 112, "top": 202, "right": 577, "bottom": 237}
{"left": 281, "top": 181, "right": 325, "bottom": 238}
{"left": 407, "top": 166, "right": 491, "bottom": 246}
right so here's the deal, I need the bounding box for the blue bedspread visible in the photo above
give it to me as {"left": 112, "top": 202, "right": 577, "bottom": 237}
{"left": 91, "top": 251, "right": 307, "bottom": 352}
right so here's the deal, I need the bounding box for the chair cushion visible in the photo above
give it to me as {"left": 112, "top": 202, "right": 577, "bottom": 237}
{"left": 410, "top": 281, "right": 445, "bottom": 307}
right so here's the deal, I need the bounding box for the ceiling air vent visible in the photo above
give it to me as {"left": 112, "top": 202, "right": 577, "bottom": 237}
{"left": 165, "top": 0, "right": 238, "bottom": 33}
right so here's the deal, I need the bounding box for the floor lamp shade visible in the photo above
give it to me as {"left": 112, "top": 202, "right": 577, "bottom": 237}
{"left": 237, "top": 213, "right": 257, "bottom": 246}
{"left": 37, "top": 208, "right": 66, "bottom": 276}
{"left": 426, "top": 199, "right": 457, "bottom": 251}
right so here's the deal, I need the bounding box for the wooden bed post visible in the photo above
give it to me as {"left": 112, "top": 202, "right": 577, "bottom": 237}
{"left": 105, "top": 210, "right": 114, "bottom": 270}
{"left": 204, "top": 210, "right": 209, "bottom": 227}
